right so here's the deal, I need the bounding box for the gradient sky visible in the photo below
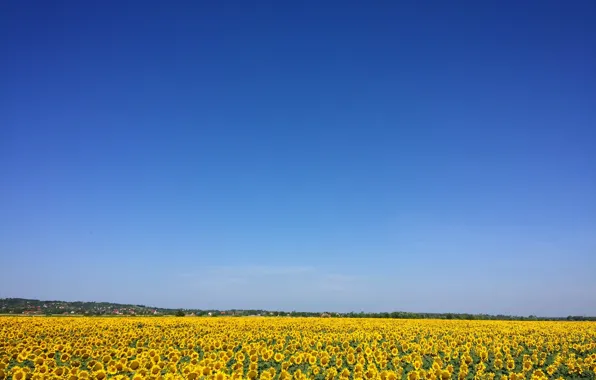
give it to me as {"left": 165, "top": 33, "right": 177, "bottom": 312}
{"left": 1, "top": 1, "right": 595, "bottom": 317}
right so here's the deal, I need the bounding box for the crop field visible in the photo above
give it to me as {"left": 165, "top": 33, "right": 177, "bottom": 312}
{"left": 1, "top": 317, "right": 595, "bottom": 380}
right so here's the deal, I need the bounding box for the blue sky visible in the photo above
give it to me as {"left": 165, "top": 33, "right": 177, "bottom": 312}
{"left": 1, "top": 1, "right": 595, "bottom": 316}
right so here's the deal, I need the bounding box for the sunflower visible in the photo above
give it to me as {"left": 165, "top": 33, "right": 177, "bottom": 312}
{"left": 107, "top": 365, "right": 118, "bottom": 375}
{"left": 150, "top": 365, "right": 161, "bottom": 376}
{"left": 92, "top": 362, "right": 104, "bottom": 372}
{"left": 362, "top": 368, "right": 374, "bottom": 380}
{"left": 94, "top": 369, "right": 107, "bottom": 380}
{"left": 129, "top": 360, "right": 140, "bottom": 371}
{"left": 263, "top": 351, "right": 273, "bottom": 361}
{"left": 54, "top": 367, "right": 66, "bottom": 376}
{"left": 12, "top": 369, "right": 26, "bottom": 380}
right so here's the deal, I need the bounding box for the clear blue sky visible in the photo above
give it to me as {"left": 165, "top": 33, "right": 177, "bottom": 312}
{"left": 1, "top": 1, "right": 595, "bottom": 316}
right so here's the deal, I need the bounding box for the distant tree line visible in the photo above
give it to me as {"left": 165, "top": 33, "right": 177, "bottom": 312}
{"left": 1, "top": 298, "right": 594, "bottom": 321}
{"left": 337, "top": 311, "right": 596, "bottom": 321}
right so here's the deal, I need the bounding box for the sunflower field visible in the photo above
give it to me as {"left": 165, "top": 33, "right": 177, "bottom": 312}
{"left": 1, "top": 317, "right": 595, "bottom": 380}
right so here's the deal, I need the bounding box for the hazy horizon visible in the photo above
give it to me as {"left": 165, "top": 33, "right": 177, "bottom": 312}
{"left": 1, "top": 1, "right": 595, "bottom": 317}
{"left": 4, "top": 289, "right": 596, "bottom": 318}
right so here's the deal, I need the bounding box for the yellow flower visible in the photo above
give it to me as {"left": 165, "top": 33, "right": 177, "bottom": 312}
{"left": 92, "top": 362, "right": 104, "bottom": 372}
{"left": 150, "top": 365, "right": 161, "bottom": 376}
{"left": 13, "top": 369, "right": 26, "bottom": 380}
{"left": 506, "top": 360, "right": 515, "bottom": 371}
{"left": 130, "top": 360, "right": 140, "bottom": 371}
{"left": 94, "top": 369, "right": 107, "bottom": 380}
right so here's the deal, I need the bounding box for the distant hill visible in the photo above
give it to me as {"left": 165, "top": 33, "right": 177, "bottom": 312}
{"left": 0, "top": 298, "right": 271, "bottom": 317}
{"left": 0, "top": 297, "right": 171, "bottom": 316}
{"left": 1, "top": 298, "right": 593, "bottom": 320}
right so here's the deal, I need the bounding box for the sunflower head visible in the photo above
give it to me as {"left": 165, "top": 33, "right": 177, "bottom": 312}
{"left": 274, "top": 353, "right": 284, "bottom": 362}
{"left": 13, "top": 369, "right": 26, "bottom": 380}
{"left": 94, "top": 370, "right": 107, "bottom": 380}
